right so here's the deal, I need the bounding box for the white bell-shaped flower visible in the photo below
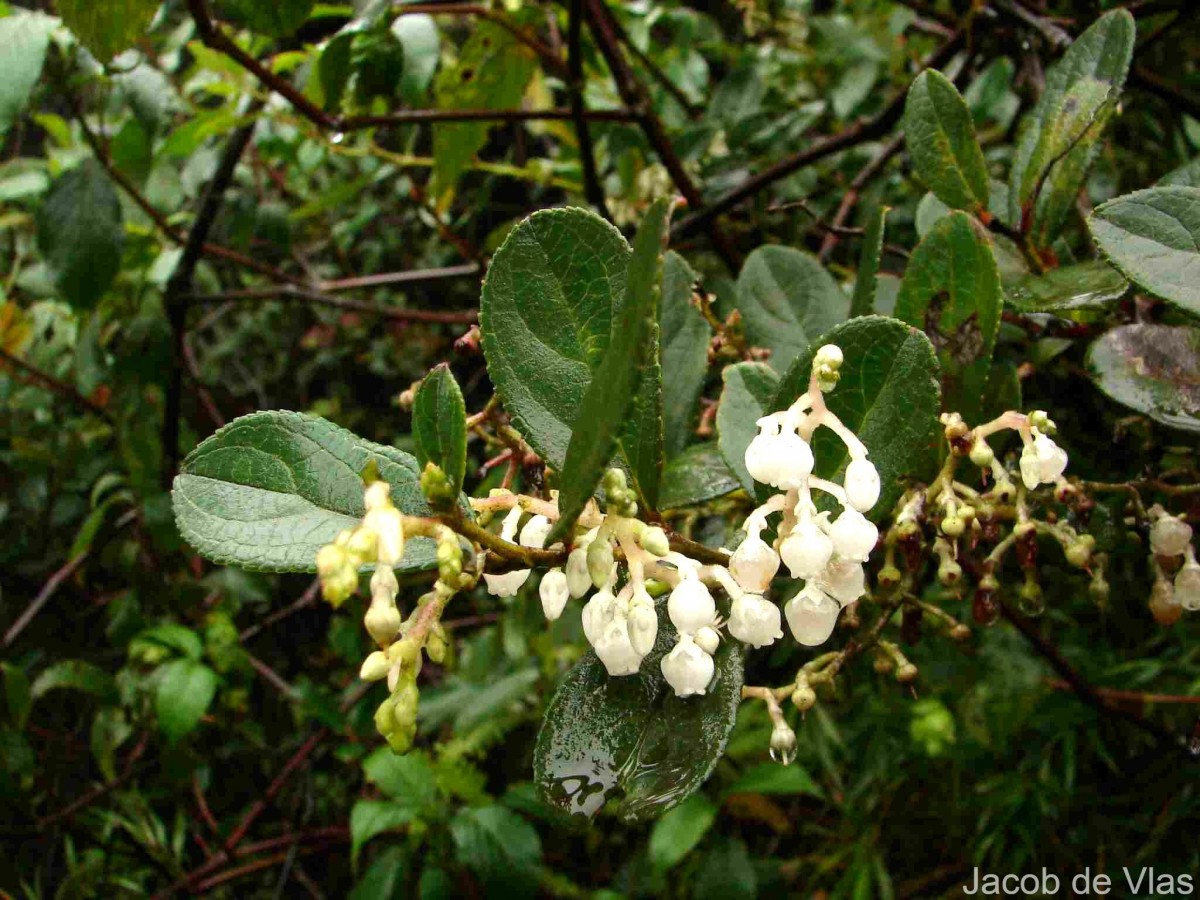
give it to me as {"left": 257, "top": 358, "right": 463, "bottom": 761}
{"left": 1019, "top": 429, "right": 1068, "bottom": 489}
{"left": 780, "top": 518, "right": 833, "bottom": 579}
{"left": 363, "top": 506, "right": 405, "bottom": 566}
{"left": 363, "top": 481, "right": 391, "bottom": 511}
{"left": 667, "top": 577, "right": 716, "bottom": 634}
{"left": 843, "top": 458, "right": 880, "bottom": 512}
{"left": 727, "top": 593, "right": 783, "bottom": 648}
{"left": 594, "top": 619, "right": 643, "bottom": 676}
{"left": 745, "top": 417, "right": 785, "bottom": 486}
{"left": 483, "top": 569, "right": 530, "bottom": 598}
{"left": 539, "top": 569, "right": 570, "bottom": 621}
{"left": 817, "top": 558, "right": 866, "bottom": 606}
{"left": 772, "top": 427, "right": 815, "bottom": 490}
{"left": 581, "top": 588, "right": 616, "bottom": 646}
{"left": 660, "top": 635, "right": 715, "bottom": 697}
{"left": 519, "top": 514, "right": 552, "bottom": 549}
{"left": 1175, "top": 560, "right": 1200, "bottom": 612}
{"left": 627, "top": 591, "right": 659, "bottom": 656}
{"left": 829, "top": 508, "right": 878, "bottom": 562}
{"left": 784, "top": 584, "right": 841, "bottom": 646}
{"left": 1150, "top": 514, "right": 1193, "bottom": 558}
{"left": 565, "top": 546, "right": 593, "bottom": 598}
{"left": 729, "top": 532, "right": 780, "bottom": 592}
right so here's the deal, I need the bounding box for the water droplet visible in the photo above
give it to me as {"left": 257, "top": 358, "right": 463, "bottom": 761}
{"left": 330, "top": 131, "right": 345, "bottom": 145}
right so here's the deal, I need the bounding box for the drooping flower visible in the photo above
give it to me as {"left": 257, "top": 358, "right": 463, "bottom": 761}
{"left": 784, "top": 584, "right": 841, "bottom": 646}
{"left": 727, "top": 593, "right": 783, "bottom": 648}
{"left": 1019, "top": 429, "right": 1068, "bottom": 490}
{"left": 660, "top": 635, "right": 715, "bottom": 696}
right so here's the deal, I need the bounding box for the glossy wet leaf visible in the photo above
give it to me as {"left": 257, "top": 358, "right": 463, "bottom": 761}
{"left": 850, "top": 204, "right": 888, "bottom": 318}
{"left": 155, "top": 659, "right": 217, "bottom": 743}
{"left": 659, "top": 443, "right": 740, "bottom": 509}
{"left": 37, "top": 161, "right": 125, "bottom": 309}
{"left": 534, "top": 602, "right": 744, "bottom": 822}
{"left": 735, "top": 245, "right": 848, "bottom": 373}
{"left": 392, "top": 14, "right": 440, "bottom": 102}
{"left": 661, "top": 251, "right": 712, "bottom": 457}
{"left": 1087, "top": 186, "right": 1200, "bottom": 311}
{"left": 1008, "top": 10, "right": 1134, "bottom": 245}
{"left": 716, "top": 362, "right": 779, "bottom": 495}
{"left": 1004, "top": 260, "right": 1128, "bottom": 314}
{"left": 904, "top": 70, "right": 989, "bottom": 213}
{"left": 551, "top": 199, "right": 671, "bottom": 541}
{"left": 0, "top": 12, "right": 56, "bottom": 137}
{"left": 432, "top": 21, "right": 537, "bottom": 200}
{"left": 412, "top": 363, "right": 467, "bottom": 497}
{"left": 773, "top": 316, "right": 941, "bottom": 517}
{"left": 895, "top": 211, "right": 1001, "bottom": 418}
{"left": 57, "top": 0, "right": 160, "bottom": 61}
{"left": 479, "top": 207, "right": 630, "bottom": 470}
{"left": 172, "top": 411, "right": 444, "bottom": 572}
{"left": 1086, "top": 324, "right": 1200, "bottom": 433}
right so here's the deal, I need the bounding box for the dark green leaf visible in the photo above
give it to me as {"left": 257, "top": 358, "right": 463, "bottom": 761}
{"left": 314, "top": 33, "right": 354, "bottom": 111}
{"left": 90, "top": 707, "right": 132, "bottom": 782}
{"left": 1087, "top": 324, "right": 1200, "bottom": 432}
{"left": 350, "top": 800, "right": 417, "bottom": 869}
{"left": 135, "top": 623, "right": 204, "bottom": 660}
{"left": 480, "top": 207, "right": 630, "bottom": 469}
{"left": 535, "top": 600, "right": 744, "bottom": 822}
{"left": 57, "top": 0, "right": 159, "bottom": 62}
{"left": 30, "top": 660, "right": 118, "bottom": 704}
{"left": 648, "top": 794, "right": 718, "bottom": 871}
{"left": 735, "top": 245, "right": 848, "bottom": 373}
{"left": 0, "top": 11, "right": 55, "bottom": 136}
{"left": 37, "top": 161, "right": 124, "bottom": 309}
{"left": 724, "top": 762, "right": 824, "bottom": 798}
{"left": 155, "top": 659, "right": 217, "bottom": 742}
{"left": 1160, "top": 157, "right": 1200, "bottom": 188}
{"left": 850, "top": 204, "right": 888, "bottom": 318}
{"left": 1008, "top": 10, "right": 1134, "bottom": 245}
{"left": 412, "top": 363, "right": 468, "bottom": 497}
{"left": 904, "top": 70, "right": 989, "bottom": 213}
{"left": 772, "top": 316, "right": 941, "bottom": 517}
{"left": 661, "top": 251, "right": 712, "bottom": 457}
{"left": 1087, "top": 186, "right": 1200, "bottom": 311}
{"left": 716, "top": 362, "right": 779, "bottom": 495}
{"left": 2, "top": 664, "right": 31, "bottom": 731}
{"left": 550, "top": 199, "right": 672, "bottom": 541}
{"left": 432, "top": 22, "right": 537, "bottom": 199}
{"left": 215, "top": 0, "right": 315, "bottom": 37}
{"left": 692, "top": 836, "right": 758, "bottom": 900}
{"left": 1004, "top": 260, "right": 1127, "bottom": 315}
{"left": 895, "top": 211, "right": 1001, "bottom": 418}
{"left": 173, "top": 411, "right": 449, "bottom": 572}
{"left": 450, "top": 806, "right": 542, "bottom": 897}
{"left": 659, "top": 443, "right": 740, "bottom": 509}
{"left": 349, "top": 846, "right": 409, "bottom": 900}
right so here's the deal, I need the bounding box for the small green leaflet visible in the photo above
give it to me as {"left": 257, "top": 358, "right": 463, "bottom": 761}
{"left": 412, "top": 363, "right": 468, "bottom": 498}
{"left": 850, "top": 204, "right": 889, "bottom": 318}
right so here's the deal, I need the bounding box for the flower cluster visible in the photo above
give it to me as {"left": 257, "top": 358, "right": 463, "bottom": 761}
{"left": 733, "top": 344, "right": 878, "bottom": 647}
{"left": 1148, "top": 504, "right": 1200, "bottom": 623}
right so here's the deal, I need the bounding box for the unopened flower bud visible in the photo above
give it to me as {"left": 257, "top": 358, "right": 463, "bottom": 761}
{"left": 566, "top": 546, "right": 592, "bottom": 598}
{"left": 360, "top": 651, "right": 391, "bottom": 681}
{"left": 587, "top": 538, "right": 615, "bottom": 589}
{"left": 877, "top": 564, "right": 902, "bottom": 589}
{"left": 729, "top": 533, "right": 781, "bottom": 593}
{"left": 969, "top": 439, "right": 995, "bottom": 468}
{"left": 950, "top": 623, "right": 971, "bottom": 641}
{"left": 1065, "top": 535, "right": 1094, "bottom": 569}
{"left": 519, "top": 514, "right": 552, "bottom": 550}
{"left": 844, "top": 458, "right": 881, "bottom": 512}
{"left": 1149, "top": 579, "right": 1182, "bottom": 626}
{"left": 1149, "top": 512, "right": 1192, "bottom": 558}
{"left": 539, "top": 569, "right": 570, "bottom": 621}
{"left": 345, "top": 526, "right": 378, "bottom": 564}
{"left": 627, "top": 594, "right": 659, "bottom": 656}
{"left": 694, "top": 625, "right": 720, "bottom": 656}
{"left": 769, "top": 721, "right": 797, "bottom": 764}
{"left": 419, "top": 462, "right": 455, "bottom": 505}
{"left": 436, "top": 539, "right": 463, "bottom": 582}
{"left": 365, "top": 603, "right": 401, "bottom": 646}
{"left": 791, "top": 682, "right": 817, "bottom": 711}
{"left": 1175, "top": 558, "right": 1200, "bottom": 612}
{"left": 938, "top": 557, "right": 963, "bottom": 586}
{"left": 896, "top": 662, "right": 919, "bottom": 683}
{"left": 316, "top": 544, "right": 348, "bottom": 578}
{"left": 426, "top": 631, "right": 447, "bottom": 664}
{"left": 639, "top": 525, "right": 670, "bottom": 558}
{"left": 1017, "top": 577, "right": 1044, "bottom": 617}
{"left": 940, "top": 514, "right": 965, "bottom": 538}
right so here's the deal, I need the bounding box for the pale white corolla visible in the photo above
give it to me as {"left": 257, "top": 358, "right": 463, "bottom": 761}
{"left": 581, "top": 587, "right": 617, "bottom": 646}
{"left": 1175, "top": 553, "right": 1200, "bottom": 612}
{"left": 594, "top": 618, "right": 643, "bottom": 676}
{"left": 1019, "top": 429, "right": 1068, "bottom": 490}
{"left": 729, "top": 533, "right": 781, "bottom": 593}
{"left": 1150, "top": 513, "right": 1193, "bottom": 558}
{"left": 362, "top": 482, "right": 405, "bottom": 566}
{"left": 483, "top": 569, "right": 530, "bottom": 598}
{"left": 817, "top": 558, "right": 867, "bottom": 606}
{"left": 667, "top": 576, "right": 717, "bottom": 635}
{"left": 829, "top": 508, "right": 878, "bottom": 562}
{"left": 565, "top": 545, "right": 593, "bottom": 598}
{"left": 660, "top": 635, "right": 715, "bottom": 696}
{"left": 626, "top": 587, "right": 659, "bottom": 656}
{"left": 539, "top": 569, "right": 570, "bottom": 620}
{"left": 784, "top": 584, "right": 841, "bottom": 646}
{"left": 780, "top": 518, "right": 833, "bottom": 580}
{"left": 519, "top": 514, "right": 553, "bottom": 550}
{"left": 745, "top": 416, "right": 814, "bottom": 490}
{"left": 843, "top": 458, "right": 881, "bottom": 512}
{"left": 727, "top": 593, "right": 783, "bottom": 648}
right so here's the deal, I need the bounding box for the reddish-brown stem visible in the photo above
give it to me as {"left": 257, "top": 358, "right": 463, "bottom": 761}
{"left": 818, "top": 132, "right": 905, "bottom": 262}
{"left": 0, "top": 347, "right": 113, "bottom": 422}
{"left": 221, "top": 730, "right": 327, "bottom": 852}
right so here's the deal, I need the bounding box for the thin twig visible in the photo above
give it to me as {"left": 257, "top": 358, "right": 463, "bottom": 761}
{"left": 568, "top": 0, "right": 611, "bottom": 218}
{"left": 185, "top": 283, "right": 479, "bottom": 324}
{"left": 818, "top": 132, "right": 905, "bottom": 263}
{"left": 340, "top": 106, "right": 638, "bottom": 129}
{"left": 0, "top": 347, "right": 113, "bottom": 422}
{"left": 239, "top": 579, "right": 321, "bottom": 641}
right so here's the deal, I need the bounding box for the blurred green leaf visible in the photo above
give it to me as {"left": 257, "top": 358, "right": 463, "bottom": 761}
{"left": 216, "top": 0, "right": 315, "bottom": 37}
{"left": 724, "top": 762, "right": 824, "bottom": 798}
{"left": 350, "top": 800, "right": 416, "bottom": 869}
{"left": 648, "top": 794, "right": 717, "bottom": 871}
{"left": 450, "top": 805, "right": 542, "bottom": 897}
{"left": 30, "top": 660, "right": 118, "bottom": 704}
{"left": 661, "top": 251, "right": 712, "bottom": 457}
{"left": 36, "top": 161, "right": 124, "bottom": 310}
{"left": 155, "top": 659, "right": 217, "bottom": 743}
{"left": 2, "top": 663, "right": 31, "bottom": 731}
{"left": 659, "top": 442, "right": 740, "bottom": 510}
{"left": 349, "top": 845, "right": 409, "bottom": 900}
{"left": 850, "top": 204, "right": 888, "bottom": 318}
{"left": 57, "top": 0, "right": 159, "bottom": 61}
{"left": 0, "top": 11, "right": 55, "bottom": 137}
{"left": 363, "top": 747, "right": 440, "bottom": 808}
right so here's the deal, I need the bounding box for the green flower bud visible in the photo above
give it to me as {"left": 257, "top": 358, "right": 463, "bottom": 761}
{"left": 877, "top": 564, "right": 903, "bottom": 589}
{"left": 393, "top": 681, "right": 419, "bottom": 729}
{"left": 937, "top": 558, "right": 963, "bottom": 586}
{"left": 950, "top": 623, "right": 971, "bottom": 641}
{"left": 602, "top": 468, "right": 628, "bottom": 494}
{"left": 374, "top": 696, "right": 397, "bottom": 737}
{"left": 345, "top": 527, "right": 378, "bottom": 565}
{"left": 896, "top": 662, "right": 919, "bottom": 684}
{"left": 419, "top": 461, "right": 456, "bottom": 506}
{"left": 436, "top": 539, "right": 463, "bottom": 582}
{"left": 316, "top": 544, "right": 349, "bottom": 578}
{"left": 941, "top": 514, "right": 965, "bottom": 538}
{"left": 587, "top": 537, "right": 615, "bottom": 589}
{"left": 426, "top": 630, "right": 447, "bottom": 664}
{"left": 1065, "top": 535, "right": 1095, "bottom": 569}
{"left": 969, "top": 439, "right": 995, "bottom": 468}
{"left": 791, "top": 683, "right": 817, "bottom": 711}
{"left": 386, "top": 724, "right": 414, "bottom": 755}
{"left": 321, "top": 567, "right": 358, "bottom": 608}
{"left": 387, "top": 637, "right": 421, "bottom": 668}
{"left": 639, "top": 525, "right": 670, "bottom": 558}
{"left": 1017, "top": 577, "right": 1044, "bottom": 617}
{"left": 360, "top": 651, "right": 392, "bottom": 681}
{"left": 365, "top": 603, "right": 401, "bottom": 646}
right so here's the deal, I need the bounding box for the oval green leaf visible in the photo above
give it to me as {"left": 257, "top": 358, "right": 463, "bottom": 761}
{"left": 412, "top": 363, "right": 468, "bottom": 498}
{"left": 534, "top": 602, "right": 744, "bottom": 822}
{"left": 1087, "top": 324, "right": 1200, "bottom": 433}
{"left": 735, "top": 245, "right": 848, "bottom": 373}
{"left": 36, "top": 161, "right": 124, "bottom": 309}
{"left": 155, "top": 658, "right": 218, "bottom": 744}
{"left": 172, "top": 411, "right": 446, "bottom": 572}
{"left": 1087, "top": 186, "right": 1200, "bottom": 311}
{"left": 904, "top": 70, "right": 989, "bottom": 213}
{"left": 57, "top": 0, "right": 160, "bottom": 62}
{"left": 661, "top": 251, "right": 712, "bottom": 457}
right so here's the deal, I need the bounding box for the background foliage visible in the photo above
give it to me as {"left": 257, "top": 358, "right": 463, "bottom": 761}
{"left": 1, "top": 0, "right": 1198, "bottom": 897}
